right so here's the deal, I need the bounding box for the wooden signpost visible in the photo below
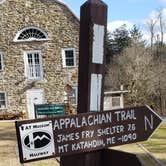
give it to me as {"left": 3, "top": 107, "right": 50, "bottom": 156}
{"left": 15, "top": 0, "right": 163, "bottom": 165}
{"left": 78, "top": 0, "right": 107, "bottom": 114}
{"left": 15, "top": 105, "right": 162, "bottom": 163}
{"left": 67, "top": 0, "right": 108, "bottom": 165}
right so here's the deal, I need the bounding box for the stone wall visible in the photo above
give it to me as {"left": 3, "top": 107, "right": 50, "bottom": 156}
{"left": 0, "top": 0, "right": 79, "bottom": 117}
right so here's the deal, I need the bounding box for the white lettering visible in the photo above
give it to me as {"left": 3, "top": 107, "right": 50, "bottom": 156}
{"left": 114, "top": 110, "right": 136, "bottom": 121}
{"left": 144, "top": 115, "right": 154, "bottom": 131}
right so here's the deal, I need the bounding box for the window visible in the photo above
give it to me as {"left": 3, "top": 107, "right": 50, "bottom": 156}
{"left": 24, "top": 50, "right": 43, "bottom": 80}
{"left": 111, "top": 96, "right": 121, "bottom": 109}
{"left": 14, "top": 27, "right": 48, "bottom": 42}
{"left": 0, "top": 52, "right": 4, "bottom": 71}
{"left": 62, "top": 48, "right": 76, "bottom": 67}
{"left": 0, "top": 92, "right": 7, "bottom": 109}
{"left": 69, "top": 87, "right": 77, "bottom": 105}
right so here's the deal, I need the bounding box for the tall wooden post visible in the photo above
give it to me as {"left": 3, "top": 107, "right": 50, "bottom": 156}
{"left": 61, "top": 0, "right": 107, "bottom": 166}
{"left": 78, "top": 0, "right": 107, "bottom": 114}
{"left": 77, "top": 0, "right": 107, "bottom": 165}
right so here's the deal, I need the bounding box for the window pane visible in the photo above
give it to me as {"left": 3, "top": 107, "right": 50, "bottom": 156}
{"left": 0, "top": 54, "right": 2, "bottom": 70}
{"left": 28, "top": 54, "right": 33, "bottom": 64}
{"left": 65, "top": 50, "right": 74, "bottom": 58}
{"left": 0, "top": 101, "right": 5, "bottom": 106}
{"left": 27, "top": 52, "right": 42, "bottom": 79}
{"left": 0, "top": 93, "right": 5, "bottom": 100}
{"left": 34, "top": 53, "right": 39, "bottom": 64}
{"left": 17, "top": 28, "right": 47, "bottom": 41}
{"left": 66, "top": 59, "right": 74, "bottom": 66}
{"left": 65, "top": 50, "right": 74, "bottom": 66}
{"left": 112, "top": 97, "right": 121, "bottom": 107}
{"left": 0, "top": 93, "right": 6, "bottom": 109}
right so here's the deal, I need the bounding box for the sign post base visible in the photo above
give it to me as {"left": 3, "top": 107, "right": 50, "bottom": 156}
{"left": 61, "top": 149, "right": 144, "bottom": 166}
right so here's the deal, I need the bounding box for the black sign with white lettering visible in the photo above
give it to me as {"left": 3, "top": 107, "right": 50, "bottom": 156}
{"left": 53, "top": 106, "right": 162, "bottom": 156}
{"left": 15, "top": 105, "right": 162, "bottom": 163}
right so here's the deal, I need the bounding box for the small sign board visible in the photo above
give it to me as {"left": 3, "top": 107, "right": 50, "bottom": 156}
{"left": 35, "top": 104, "right": 65, "bottom": 116}
{"left": 16, "top": 120, "right": 55, "bottom": 163}
{"left": 15, "top": 106, "right": 162, "bottom": 163}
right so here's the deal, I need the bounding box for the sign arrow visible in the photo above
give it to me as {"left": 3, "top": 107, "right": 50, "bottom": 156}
{"left": 52, "top": 105, "right": 162, "bottom": 156}
{"left": 16, "top": 105, "right": 162, "bottom": 163}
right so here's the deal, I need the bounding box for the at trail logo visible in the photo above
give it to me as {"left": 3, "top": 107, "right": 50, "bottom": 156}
{"left": 23, "top": 131, "right": 52, "bottom": 150}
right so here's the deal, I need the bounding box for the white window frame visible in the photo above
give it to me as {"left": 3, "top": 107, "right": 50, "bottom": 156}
{"left": 24, "top": 50, "right": 43, "bottom": 80}
{"left": 0, "top": 92, "right": 7, "bottom": 109}
{"left": 69, "top": 87, "right": 78, "bottom": 106}
{"left": 0, "top": 52, "right": 4, "bottom": 71}
{"left": 13, "top": 26, "right": 49, "bottom": 42}
{"left": 62, "top": 48, "right": 76, "bottom": 67}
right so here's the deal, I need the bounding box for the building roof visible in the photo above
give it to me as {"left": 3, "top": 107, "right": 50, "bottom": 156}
{"left": 52, "top": 0, "right": 79, "bottom": 21}
{"left": 0, "top": 0, "right": 79, "bottom": 21}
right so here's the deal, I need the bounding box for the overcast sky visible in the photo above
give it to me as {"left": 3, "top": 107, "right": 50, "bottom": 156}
{"left": 60, "top": 0, "right": 166, "bottom": 41}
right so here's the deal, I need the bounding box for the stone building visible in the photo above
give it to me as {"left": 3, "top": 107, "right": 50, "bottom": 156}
{"left": 0, "top": 0, "right": 79, "bottom": 119}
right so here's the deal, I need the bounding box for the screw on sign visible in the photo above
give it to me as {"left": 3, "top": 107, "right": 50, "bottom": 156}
{"left": 15, "top": 106, "right": 162, "bottom": 163}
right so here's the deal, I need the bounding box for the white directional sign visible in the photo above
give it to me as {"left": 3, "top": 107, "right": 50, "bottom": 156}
{"left": 17, "top": 120, "right": 55, "bottom": 162}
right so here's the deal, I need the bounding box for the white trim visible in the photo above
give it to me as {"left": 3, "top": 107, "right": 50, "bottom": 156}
{"left": 53, "top": 0, "right": 79, "bottom": 21}
{"left": 26, "top": 89, "right": 44, "bottom": 119}
{"left": 0, "top": 52, "right": 4, "bottom": 71}
{"left": 23, "top": 50, "right": 43, "bottom": 80}
{"left": 104, "top": 90, "right": 128, "bottom": 95}
{"left": 13, "top": 26, "right": 49, "bottom": 42}
{"left": 26, "top": 88, "right": 44, "bottom": 93}
{"left": 90, "top": 74, "right": 102, "bottom": 112}
{"left": 0, "top": 91, "right": 7, "bottom": 109}
{"left": 92, "top": 24, "right": 104, "bottom": 64}
{"left": 62, "top": 48, "right": 76, "bottom": 68}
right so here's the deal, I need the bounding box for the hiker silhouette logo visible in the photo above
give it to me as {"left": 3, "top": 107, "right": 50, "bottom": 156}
{"left": 23, "top": 131, "right": 52, "bottom": 150}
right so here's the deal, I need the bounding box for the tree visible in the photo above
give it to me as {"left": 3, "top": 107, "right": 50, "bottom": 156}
{"left": 146, "top": 17, "right": 157, "bottom": 51}
{"left": 112, "top": 24, "right": 131, "bottom": 55}
{"left": 106, "top": 24, "right": 131, "bottom": 65}
{"left": 106, "top": 31, "right": 113, "bottom": 64}
{"left": 105, "top": 42, "right": 154, "bottom": 106}
{"left": 130, "top": 25, "right": 144, "bottom": 45}
{"left": 105, "top": 23, "right": 166, "bottom": 115}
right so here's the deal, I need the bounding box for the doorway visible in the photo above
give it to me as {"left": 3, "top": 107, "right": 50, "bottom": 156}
{"left": 26, "top": 89, "right": 44, "bottom": 119}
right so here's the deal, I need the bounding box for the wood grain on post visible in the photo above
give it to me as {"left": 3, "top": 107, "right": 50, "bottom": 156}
{"left": 78, "top": 0, "right": 107, "bottom": 114}
{"left": 61, "top": 0, "right": 107, "bottom": 166}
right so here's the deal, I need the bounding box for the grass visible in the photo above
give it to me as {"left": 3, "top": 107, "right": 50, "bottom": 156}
{"left": 112, "top": 122, "right": 166, "bottom": 166}
{"left": 142, "top": 122, "right": 166, "bottom": 165}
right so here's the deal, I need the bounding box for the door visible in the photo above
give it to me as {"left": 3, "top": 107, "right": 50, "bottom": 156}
{"left": 27, "top": 89, "right": 44, "bottom": 119}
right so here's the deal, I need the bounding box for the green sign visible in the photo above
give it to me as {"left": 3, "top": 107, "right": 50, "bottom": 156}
{"left": 35, "top": 104, "right": 65, "bottom": 116}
